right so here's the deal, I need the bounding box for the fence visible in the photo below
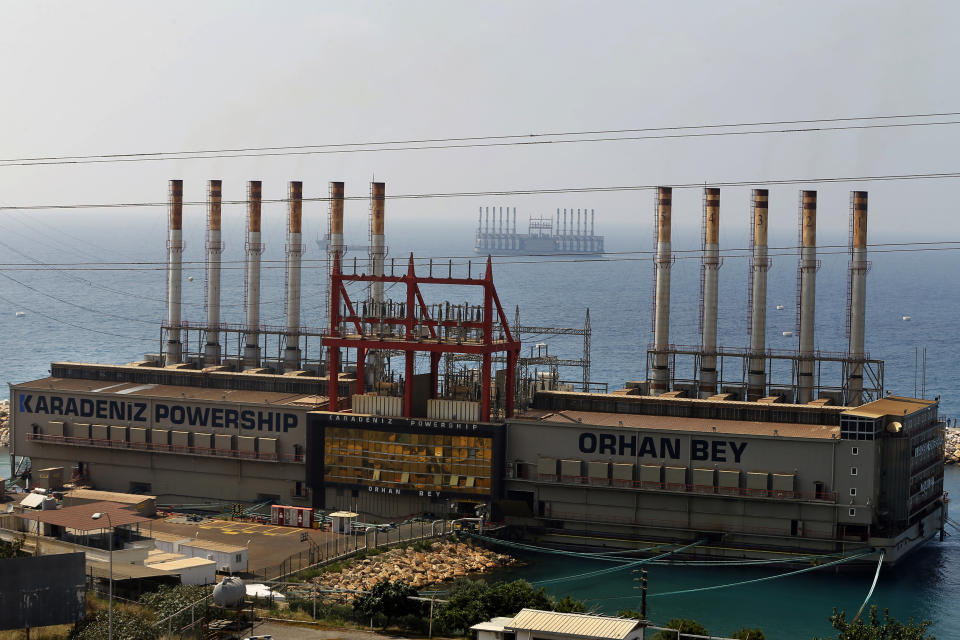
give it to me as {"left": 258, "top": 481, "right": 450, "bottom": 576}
{"left": 254, "top": 518, "right": 450, "bottom": 582}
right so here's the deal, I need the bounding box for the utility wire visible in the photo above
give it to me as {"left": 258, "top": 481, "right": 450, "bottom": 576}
{"left": 4, "top": 170, "right": 960, "bottom": 211}
{"left": 0, "top": 290, "right": 155, "bottom": 342}
{"left": 0, "top": 239, "right": 957, "bottom": 268}
{"left": 3, "top": 111, "right": 960, "bottom": 167}
{"left": 3, "top": 243, "right": 960, "bottom": 272}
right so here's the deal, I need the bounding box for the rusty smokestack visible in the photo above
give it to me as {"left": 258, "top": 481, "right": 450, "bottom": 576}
{"left": 326, "top": 181, "right": 345, "bottom": 330}
{"left": 243, "top": 180, "right": 263, "bottom": 368}
{"left": 747, "top": 189, "right": 770, "bottom": 400}
{"left": 204, "top": 180, "right": 223, "bottom": 365}
{"left": 847, "top": 191, "right": 869, "bottom": 405}
{"left": 699, "top": 188, "right": 720, "bottom": 396}
{"left": 283, "top": 181, "right": 304, "bottom": 371}
{"left": 164, "top": 179, "right": 184, "bottom": 366}
{"left": 797, "top": 190, "right": 817, "bottom": 403}
{"left": 651, "top": 187, "right": 672, "bottom": 393}
{"left": 370, "top": 182, "right": 386, "bottom": 309}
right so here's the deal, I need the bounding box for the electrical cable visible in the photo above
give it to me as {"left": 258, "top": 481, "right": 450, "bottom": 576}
{"left": 583, "top": 548, "right": 876, "bottom": 603}
{"left": 0, "top": 290, "right": 155, "bottom": 342}
{"left": 0, "top": 271, "right": 159, "bottom": 325}
{"left": 3, "top": 112, "right": 960, "bottom": 167}
{"left": 531, "top": 539, "right": 706, "bottom": 586}
{"left": 5, "top": 170, "right": 960, "bottom": 211}
{"left": 852, "top": 550, "right": 885, "bottom": 623}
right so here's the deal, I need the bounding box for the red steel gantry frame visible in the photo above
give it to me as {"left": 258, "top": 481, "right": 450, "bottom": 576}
{"left": 324, "top": 253, "right": 521, "bottom": 422}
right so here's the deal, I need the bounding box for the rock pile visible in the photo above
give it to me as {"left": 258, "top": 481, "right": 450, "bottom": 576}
{"left": 945, "top": 428, "right": 960, "bottom": 464}
{"left": 0, "top": 399, "right": 9, "bottom": 448}
{"left": 315, "top": 540, "right": 514, "bottom": 595}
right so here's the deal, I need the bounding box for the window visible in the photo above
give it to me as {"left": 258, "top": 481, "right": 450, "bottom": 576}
{"left": 851, "top": 446, "right": 859, "bottom": 456}
{"left": 850, "top": 487, "right": 857, "bottom": 496}
{"left": 850, "top": 467, "right": 858, "bottom": 476}
{"left": 849, "top": 508, "right": 856, "bottom": 517}
{"left": 235, "top": 554, "right": 242, "bottom": 562}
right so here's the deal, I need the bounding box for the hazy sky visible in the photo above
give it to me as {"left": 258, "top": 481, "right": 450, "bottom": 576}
{"left": 2, "top": 1, "right": 959, "bottom": 250}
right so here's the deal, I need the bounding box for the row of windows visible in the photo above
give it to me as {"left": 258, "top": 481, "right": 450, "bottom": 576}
{"left": 324, "top": 466, "right": 491, "bottom": 493}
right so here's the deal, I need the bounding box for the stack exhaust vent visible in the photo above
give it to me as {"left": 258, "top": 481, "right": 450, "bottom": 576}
{"left": 283, "top": 181, "right": 304, "bottom": 371}
{"left": 164, "top": 179, "right": 184, "bottom": 366}
{"left": 747, "top": 189, "right": 770, "bottom": 400}
{"left": 797, "top": 190, "right": 817, "bottom": 403}
{"left": 204, "top": 179, "right": 223, "bottom": 365}
{"left": 699, "top": 188, "right": 720, "bottom": 396}
{"left": 651, "top": 186, "right": 672, "bottom": 393}
{"left": 243, "top": 180, "right": 264, "bottom": 369}
{"left": 847, "top": 191, "right": 869, "bottom": 405}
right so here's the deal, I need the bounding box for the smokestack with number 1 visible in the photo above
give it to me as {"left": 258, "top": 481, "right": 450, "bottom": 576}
{"left": 651, "top": 187, "right": 672, "bottom": 393}
{"left": 747, "top": 189, "right": 770, "bottom": 400}
{"left": 283, "top": 181, "right": 304, "bottom": 371}
{"left": 797, "top": 190, "right": 817, "bottom": 403}
{"left": 847, "top": 191, "right": 869, "bottom": 405}
{"left": 699, "top": 188, "right": 720, "bottom": 396}
{"left": 164, "top": 179, "right": 184, "bottom": 366}
{"left": 204, "top": 180, "right": 223, "bottom": 365}
{"left": 243, "top": 181, "right": 263, "bottom": 368}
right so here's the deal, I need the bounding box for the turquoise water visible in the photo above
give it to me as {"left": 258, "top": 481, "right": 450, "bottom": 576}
{"left": 491, "top": 464, "right": 959, "bottom": 639}
{"left": 1, "top": 213, "right": 958, "bottom": 636}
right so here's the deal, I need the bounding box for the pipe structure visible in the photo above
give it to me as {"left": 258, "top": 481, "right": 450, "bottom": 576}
{"left": 747, "top": 189, "right": 770, "bottom": 400}
{"left": 847, "top": 191, "right": 869, "bottom": 405}
{"left": 651, "top": 187, "right": 672, "bottom": 393}
{"left": 326, "top": 181, "right": 345, "bottom": 341}
{"left": 699, "top": 188, "right": 720, "bottom": 396}
{"left": 204, "top": 180, "right": 223, "bottom": 365}
{"left": 243, "top": 181, "right": 263, "bottom": 368}
{"left": 164, "top": 179, "right": 184, "bottom": 366}
{"left": 283, "top": 181, "right": 304, "bottom": 371}
{"left": 797, "top": 190, "right": 817, "bottom": 403}
{"left": 370, "top": 182, "right": 386, "bottom": 308}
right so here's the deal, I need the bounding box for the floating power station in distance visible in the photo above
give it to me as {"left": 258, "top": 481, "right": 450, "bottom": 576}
{"left": 474, "top": 206, "right": 604, "bottom": 255}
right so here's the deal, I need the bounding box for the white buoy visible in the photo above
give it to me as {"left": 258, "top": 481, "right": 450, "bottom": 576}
{"left": 15, "top": 311, "right": 25, "bottom": 317}
{"left": 902, "top": 315, "right": 912, "bottom": 321}
{"left": 187, "top": 276, "right": 194, "bottom": 282}
{"left": 776, "top": 304, "right": 784, "bottom": 310}
{"left": 782, "top": 330, "right": 793, "bottom": 337}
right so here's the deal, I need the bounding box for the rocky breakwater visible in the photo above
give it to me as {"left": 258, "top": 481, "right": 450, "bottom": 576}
{"left": 945, "top": 428, "right": 960, "bottom": 464}
{"left": 0, "top": 399, "right": 9, "bottom": 447}
{"left": 316, "top": 541, "right": 515, "bottom": 596}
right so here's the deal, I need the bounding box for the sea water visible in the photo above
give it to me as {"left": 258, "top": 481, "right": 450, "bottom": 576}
{"left": 0, "top": 215, "right": 957, "bottom": 638}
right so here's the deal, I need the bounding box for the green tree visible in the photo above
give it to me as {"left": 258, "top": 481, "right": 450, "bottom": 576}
{"left": 731, "top": 627, "right": 766, "bottom": 640}
{"left": 814, "top": 606, "right": 935, "bottom": 640}
{"left": 617, "top": 608, "right": 643, "bottom": 619}
{"left": 70, "top": 609, "right": 159, "bottom": 640}
{"left": 433, "top": 579, "right": 587, "bottom": 635}
{"left": 651, "top": 618, "right": 709, "bottom": 640}
{"left": 0, "top": 535, "right": 24, "bottom": 559}
{"left": 352, "top": 579, "right": 424, "bottom": 625}
{"left": 552, "top": 594, "right": 587, "bottom": 613}
{"left": 484, "top": 579, "right": 553, "bottom": 617}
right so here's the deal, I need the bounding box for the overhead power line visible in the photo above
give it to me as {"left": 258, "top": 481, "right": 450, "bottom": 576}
{"left": 2, "top": 111, "right": 960, "bottom": 167}
{"left": 3, "top": 170, "right": 960, "bottom": 212}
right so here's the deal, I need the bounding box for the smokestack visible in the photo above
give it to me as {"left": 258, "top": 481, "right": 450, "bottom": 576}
{"left": 651, "top": 187, "right": 672, "bottom": 393}
{"left": 797, "top": 190, "right": 817, "bottom": 403}
{"left": 747, "top": 189, "right": 770, "bottom": 400}
{"left": 164, "top": 179, "right": 184, "bottom": 366}
{"left": 699, "top": 188, "right": 720, "bottom": 396}
{"left": 243, "top": 181, "right": 263, "bottom": 368}
{"left": 283, "top": 181, "right": 304, "bottom": 371}
{"left": 370, "top": 182, "right": 386, "bottom": 309}
{"left": 847, "top": 191, "right": 868, "bottom": 405}
{"left": 327, "top": 181, "right": 345, "bottom": 326}
{"left": 204, "top": 180, "right": 223, "bottom": 365}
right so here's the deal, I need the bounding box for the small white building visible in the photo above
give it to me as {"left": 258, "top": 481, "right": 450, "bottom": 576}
{"left": 147, "top": 557, "right": 217, "bottom": 585}
{"left": 472, "top": 609, "right": 645, "bottom": 640}
{"left": 329, "top": 511, "right": 357, "bottom": 534}
{"left": 178, "top": 539, "right": 248, "bottom": 573}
